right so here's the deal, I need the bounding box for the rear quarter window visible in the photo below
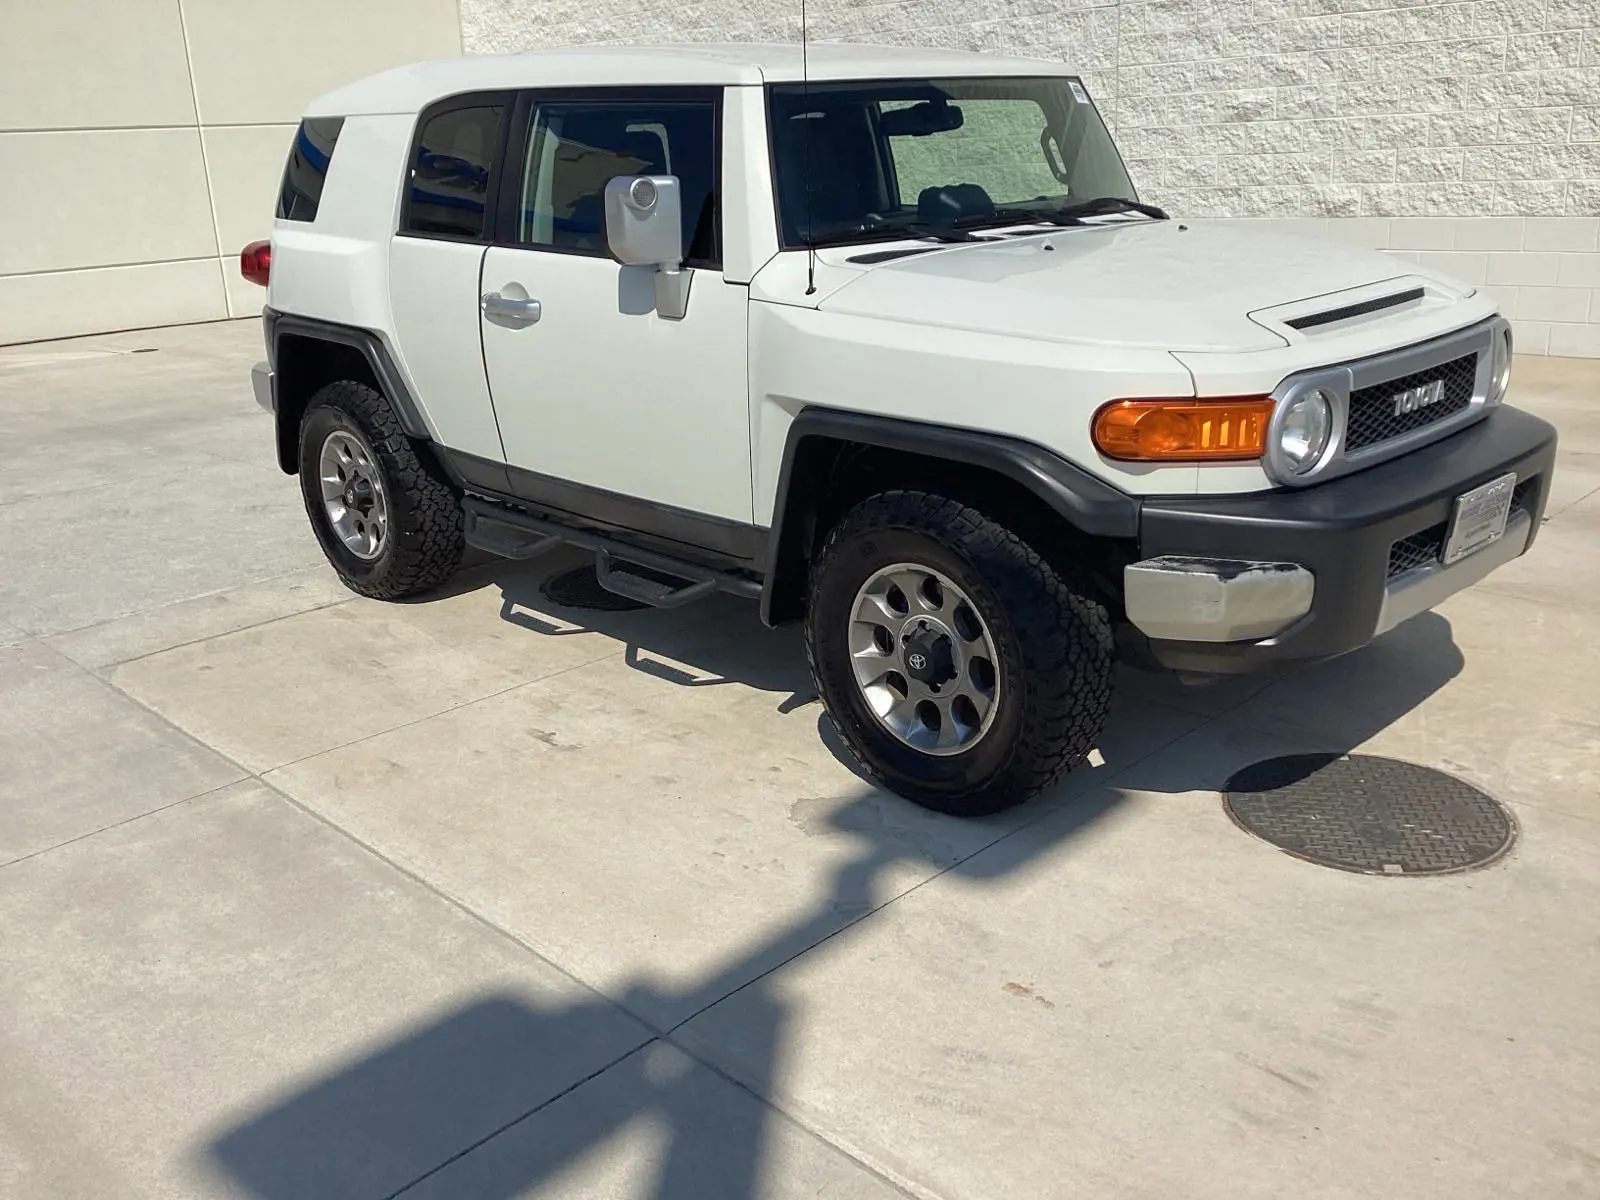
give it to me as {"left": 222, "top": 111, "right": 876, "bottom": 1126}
{"left": 277, "top": 117, "right": 345, "bottom": 221}
{"left": 402, "top": 100, "right": 506, "bottom": 240}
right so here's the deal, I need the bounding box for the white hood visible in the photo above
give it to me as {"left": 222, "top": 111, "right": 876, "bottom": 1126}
{"left": 816, "top": 221, "right": 1474, "bottom": 354}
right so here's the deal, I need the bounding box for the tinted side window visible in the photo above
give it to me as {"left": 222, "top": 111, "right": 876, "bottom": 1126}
{"left": 277, "top": 117, "right": 344, "bottom": 222}
{"left": 404, "top": 102, "right": 505, "bottom": 240}
{"left": 517, "top": 100, "right": 718, "bottom": 266}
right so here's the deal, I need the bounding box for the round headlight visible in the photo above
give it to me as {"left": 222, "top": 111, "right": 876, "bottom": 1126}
{"left": 1279, "top": 388, "right": 1333, "bottom": 474}
{"left": 1490, "top": 326, "right": 1513, "bottom": 404}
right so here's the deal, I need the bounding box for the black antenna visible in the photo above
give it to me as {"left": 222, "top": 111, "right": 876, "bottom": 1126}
{"left": 801, "top": 0, "right": 816, "bottom": 295}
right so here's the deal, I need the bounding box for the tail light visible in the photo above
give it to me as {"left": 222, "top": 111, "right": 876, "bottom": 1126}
{"left": 1092, "top": 396, "right": 1274, "bottom": 462}
{"left": 240, "top": 240, "right": 271, "bottom": 287}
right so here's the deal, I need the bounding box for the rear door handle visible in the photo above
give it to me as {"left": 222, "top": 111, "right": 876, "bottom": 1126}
{"left": 481, "top": 292, "right": 542, "bottom": 326}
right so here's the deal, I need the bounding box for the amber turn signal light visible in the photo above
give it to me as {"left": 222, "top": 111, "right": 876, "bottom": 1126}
{"left": 1091, "top": 396, "right": 1274, "bottom": 462}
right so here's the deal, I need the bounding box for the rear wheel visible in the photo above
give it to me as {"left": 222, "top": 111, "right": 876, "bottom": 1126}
{"left": 297, "top": 381, "right": 463, "bottom": 599}
{"left": 805, "top": 490, "right": 1113, "bottom": 816}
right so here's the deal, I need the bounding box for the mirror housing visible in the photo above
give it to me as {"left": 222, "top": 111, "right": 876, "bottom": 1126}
{"left": 604, "top": 175, "right": 684, "bottom": 268}
{"left": 604, "top": 174, "right": 692, "bottom": 319}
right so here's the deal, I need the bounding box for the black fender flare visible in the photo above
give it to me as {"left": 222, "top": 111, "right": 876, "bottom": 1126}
{"left": 264, "top": 308, "right": 432, "bottom": 470}
{"left": 759, "top": 408, "right": 1140, "bottom": 625}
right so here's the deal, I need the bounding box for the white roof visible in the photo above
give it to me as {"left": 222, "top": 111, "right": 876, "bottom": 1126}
{"left": 306, "top": 43, "right": 1077, "bottom": 117}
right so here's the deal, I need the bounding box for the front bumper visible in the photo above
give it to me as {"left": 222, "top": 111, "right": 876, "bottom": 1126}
{"left": 1125, "top": 405, "right": 1558, "bottom": 674}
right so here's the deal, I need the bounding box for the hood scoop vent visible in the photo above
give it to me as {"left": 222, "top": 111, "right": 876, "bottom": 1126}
{"left": 1286, "top": 286, "right": 1426, "bottom": 331}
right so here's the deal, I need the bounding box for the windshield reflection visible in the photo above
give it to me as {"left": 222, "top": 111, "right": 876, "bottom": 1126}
{"left": 767, "top": 76, "right": 1140, "bottom": 248}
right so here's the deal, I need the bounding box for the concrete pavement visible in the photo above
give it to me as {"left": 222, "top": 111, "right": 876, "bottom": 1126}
{"left": 1, "top": 321, "right": 1597, "bottom": 1198}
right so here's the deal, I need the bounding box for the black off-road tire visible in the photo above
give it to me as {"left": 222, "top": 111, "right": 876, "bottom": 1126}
{"left": 805, "top": 490, "right": 1113, "bottom": 816}
{"left": 297, "top": 381, "right": 464, "bottom": 600}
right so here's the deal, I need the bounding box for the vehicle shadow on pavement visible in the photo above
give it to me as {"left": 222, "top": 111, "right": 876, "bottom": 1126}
{"left": 810, "top": 612, "right": 1463, "bottom": 800}
{"left": 493, "top": 556, "right": 823, "bottom": 708}
{"left": 203, "top": 788, "right": 1122, "bottom": 1199}
{"left": 1103, "top": 609, "right": 1467, "bottom": 797}
{"left": 489, "top": 552, "right": 1457, "bottom": 715}
{"left": 486, "top": 551, "right": 1466, "bottom": 794}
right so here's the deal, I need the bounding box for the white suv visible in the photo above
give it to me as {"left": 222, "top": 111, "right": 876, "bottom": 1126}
{"left": 245, "top": 43, "right": 1557, "bottom": 816}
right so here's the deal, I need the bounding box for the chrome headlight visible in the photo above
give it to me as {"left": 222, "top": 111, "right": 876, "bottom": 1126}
{"left": 1489, "top": 325, "right": 1513, "bottom": 404}
{"left": 1278, "top": 387, "right": 1334, "bottom": 474}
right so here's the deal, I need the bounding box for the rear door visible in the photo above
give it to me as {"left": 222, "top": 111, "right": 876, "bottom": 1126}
{"left": 478, "top": 87, "right": 755, "bottom": 553}
{"left": 387, "top": 92, "right": 512, "bottom": 465}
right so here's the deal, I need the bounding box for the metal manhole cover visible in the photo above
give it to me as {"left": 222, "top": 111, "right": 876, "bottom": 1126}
{"left": 1223, "top": 754, "right": 1515, "bottom": 875}
{"left": 539, "top": 564, "right": 646, "bottom": 612}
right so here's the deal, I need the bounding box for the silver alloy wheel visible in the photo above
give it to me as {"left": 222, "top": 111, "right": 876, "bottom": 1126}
{"left": 318, "top": 428, "right": 389, "bottom": 561}
{"left": 848, "top": 562, "right": 1001, "bottom": 756}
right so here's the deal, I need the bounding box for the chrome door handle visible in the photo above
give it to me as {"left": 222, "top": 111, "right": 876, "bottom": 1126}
{"left": 481, "top": 292, "right": 542, "bottom": 326}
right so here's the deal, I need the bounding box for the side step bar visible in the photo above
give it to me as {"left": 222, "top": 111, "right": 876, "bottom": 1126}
{"left": 461, "top": 496, "right": 762, "bottom": 608}
{"left": 594, "top": 548, "right": 717, "bottom": 608}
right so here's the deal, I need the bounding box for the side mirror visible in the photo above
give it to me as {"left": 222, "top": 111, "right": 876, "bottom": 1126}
{"left": 603, "top": 175, "right": 691, "bottom": 319}
{"left": 604, "top": 175, "right": 683, "bottom": 267}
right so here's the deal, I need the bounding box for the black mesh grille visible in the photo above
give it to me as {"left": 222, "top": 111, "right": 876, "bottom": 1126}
{"left": 1511, "top": 476, "right": 1537, "bottom": 517}
{"left": 1385, "top": 474, "right": 1537, "bottom": 580}
{"left": 1347, "top": 354, "right": 1477, "bottom": 452}
{"left": 1388, "top": 524, "right": 1446, "bottom": 578}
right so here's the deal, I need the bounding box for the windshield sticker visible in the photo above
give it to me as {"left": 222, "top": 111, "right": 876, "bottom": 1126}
{"left": 1069, "top": 81, "right": 1090, "bottom": 104}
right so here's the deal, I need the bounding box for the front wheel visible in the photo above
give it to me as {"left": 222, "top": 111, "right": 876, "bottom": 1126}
{"left": 297, "top": 381, "right": 464, "bottom": 599}
{"left": 805, "top": 490, "right": 1113, "bottom": 816}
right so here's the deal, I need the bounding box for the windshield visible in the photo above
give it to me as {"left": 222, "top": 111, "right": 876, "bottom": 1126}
{"left": 767, "top": 76, "right": 1139, "bottom": 248}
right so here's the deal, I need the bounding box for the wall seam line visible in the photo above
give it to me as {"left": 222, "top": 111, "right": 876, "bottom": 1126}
{"left": 1, "top": 255, "right": 228, "bottom": 282}
{"left": 0, "top": 121, "right": 297, "bottom": 135}
{"left": 172, "top": 0, "right": 231, "bottom": 315}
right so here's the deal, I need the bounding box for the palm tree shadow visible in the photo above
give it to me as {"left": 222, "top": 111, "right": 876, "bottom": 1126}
{"left": 204, "top": 556, "right": 1467, "bottom": 1196}
{"left": 202, "top": 783, "right": 1121, "bottom": 1199}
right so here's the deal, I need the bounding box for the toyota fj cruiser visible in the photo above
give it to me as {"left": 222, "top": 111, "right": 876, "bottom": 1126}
{"left": 245, "top": 43, "right": 1557, "bottom": 816}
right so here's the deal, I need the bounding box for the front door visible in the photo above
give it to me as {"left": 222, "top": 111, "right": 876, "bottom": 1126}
{"left": 479, "top": 88, "right": 753, "bottom": 545}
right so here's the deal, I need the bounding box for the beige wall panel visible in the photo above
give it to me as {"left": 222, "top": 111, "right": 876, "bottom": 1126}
{"left": 224, "top": 258, "right": 271, "bottom": 319}
{"left": 203, "top": 124, "right": 297, "bottom": 258}
{"left": 181, "top": 0, "right": 462, "bottom": 125}
{"left": 0, "top": 130, "right": 219, "bottom": 277}
{"left": 0, "top": 259, "right": 227, "bottom": 345}
{"left": 0, "top": 0, "right": 197, "bottom": 132}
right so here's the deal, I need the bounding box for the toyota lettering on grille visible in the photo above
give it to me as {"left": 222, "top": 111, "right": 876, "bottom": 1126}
{"left": 1391, "top": 378, "right": 1445, "bottom": 417}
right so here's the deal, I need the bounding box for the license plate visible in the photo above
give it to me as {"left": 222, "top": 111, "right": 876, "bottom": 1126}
{"left": 1442, "top": 472, "right": 1517, "bottom": 566}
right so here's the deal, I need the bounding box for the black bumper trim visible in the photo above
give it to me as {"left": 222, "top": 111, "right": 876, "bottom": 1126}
{"left": 1135, "top": 405, "right": 1558, "bottom": 673}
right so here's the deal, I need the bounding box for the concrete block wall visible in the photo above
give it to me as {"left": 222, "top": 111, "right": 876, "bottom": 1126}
{"left": 1210, "top": 215, "right": 1600, "bottom": 357}
{"left": 0, "top": 0, "right": 461, "bottom": 345}
{"left": 463, "top": 0, "right": 1600, "bottom": 357}
{"left": 1112, "top": 0, "right": 1600, "bottom": 358}
{"left": 7, "top": 0, "right": 1593, "bottom": 353}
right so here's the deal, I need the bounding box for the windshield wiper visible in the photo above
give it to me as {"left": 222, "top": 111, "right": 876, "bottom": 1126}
{"left": 947, "top": 196, "right": 1169, "bottom": 233}
{"left": 1051, "top": 195, "right": 1168, "bottom": 222}
{"left": 811, "top": 222, "right": 984, "bottom": 248}
{"left": 812, "top": 198, "right": 1164, "bottom": 248}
